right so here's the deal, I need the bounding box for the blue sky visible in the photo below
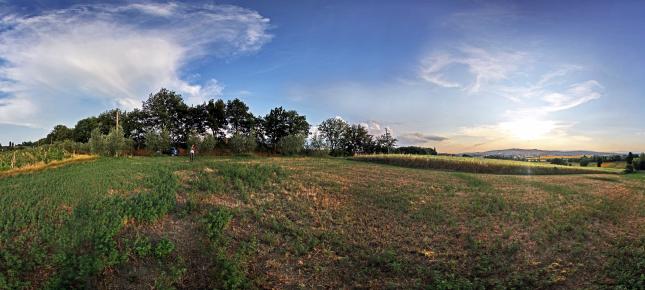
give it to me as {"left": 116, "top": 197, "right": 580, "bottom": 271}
{"left": 1, "top": 0, "right": 644, "bottom": 152}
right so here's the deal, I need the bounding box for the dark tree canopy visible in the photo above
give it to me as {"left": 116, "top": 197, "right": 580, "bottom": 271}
{"left": 206, "top": 99, "right": 227, "bottom": 138}
{"left": 342, "top": 124, "right": 372, "bottom": 155}
{"left": 73, "top": 117, "right": 99, "bottom": 143}
{"left": 225, "top": 98, "right": 256, "bottom": 134}
{"left": 263, "top": 107, "right": 310, "bottom": 148}
{"left": 45, "top": 125, "right": 74, "bottom": 143}
{"left": 318, "top": 118, "right": 350, "bottom": 155}
{"left": 142, "top": 88, "right": 189, "bottom": 142}
{"left": 121, "top": 108, "right": 148, "bottom": 148}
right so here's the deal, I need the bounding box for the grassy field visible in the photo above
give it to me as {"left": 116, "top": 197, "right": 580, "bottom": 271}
{"left": 351, "top": 154, "right": 623, "bottom": 175}
{"left": 0, "top": 156, "right": 643, "bottom": 289}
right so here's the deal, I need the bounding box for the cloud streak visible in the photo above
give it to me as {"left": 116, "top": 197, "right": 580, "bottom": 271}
{"left": 0, "top": 2, "right": 271, "bottom": 128}
{"left": 419, "top": 46, "right": 525, "bottom": 93}
{"left": 398, "top": 132, "right": 448, "bottom": 145}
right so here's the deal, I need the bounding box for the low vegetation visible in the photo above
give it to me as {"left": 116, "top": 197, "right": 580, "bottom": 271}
{"left": 351, "top": 154, "right": 623, "bottom": 175}
{"left": 0, "top": 156, "right": 642, "bottom": 289}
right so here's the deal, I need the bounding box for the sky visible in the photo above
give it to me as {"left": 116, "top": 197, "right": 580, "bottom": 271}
{"left": 1, "top": 0, "right": 644, "bottom": 153}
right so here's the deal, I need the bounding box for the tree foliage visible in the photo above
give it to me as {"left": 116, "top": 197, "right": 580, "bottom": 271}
{"left": 263, "top": 107, "right": 310, "bottom": 149}
{"left": 318, "top": 118, "right": 350, "bottom": 156}
{"left": 226, "top": 98, "right": 256, "bottom": 135}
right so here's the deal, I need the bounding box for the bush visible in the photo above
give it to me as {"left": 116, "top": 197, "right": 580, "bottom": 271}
{"left": 144, "top": 129, "right": 171, "bottom": 154}
{"left": 228, "top": 133, "right": 256, "bottom": 155}
{"left": 580, "top": 157, "right": 591, "bottom": 167}
{"left": 276, "top": 134, "right": 306, "bottom": 155}
{"left": 632, "top": 159, "right": 640, "bottom": 172}
{"left": 200, "top": 134, "right": 217, "bottom": 153}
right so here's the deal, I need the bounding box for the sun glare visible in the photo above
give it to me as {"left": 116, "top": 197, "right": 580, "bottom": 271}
{"left": 501, "top": 118, "right": 556, "bottom": 140}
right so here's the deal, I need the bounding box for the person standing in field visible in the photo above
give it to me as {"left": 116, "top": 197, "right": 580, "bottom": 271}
{"left": 190, "top": 144, "right": 196, "bottom": 161}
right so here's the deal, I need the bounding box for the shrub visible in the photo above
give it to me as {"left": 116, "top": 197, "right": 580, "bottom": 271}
{"left": 228, "top": 132, "right": 256, "bottom": 155}
{"left": 89, "top": 128, "right": 105, "bottom": 155}
{"left": 200, "top": 134, "right": 217, "bottom": 153}
{"left": 276, "top": 134, "right": 306, "bottom": 155}
{"left": 144, "top": 129, "right": 171, "bottom": 154}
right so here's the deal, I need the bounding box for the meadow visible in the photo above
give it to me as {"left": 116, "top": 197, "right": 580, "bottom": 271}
{"left": 0, "top": 156, "right": 643, "bottom": 289}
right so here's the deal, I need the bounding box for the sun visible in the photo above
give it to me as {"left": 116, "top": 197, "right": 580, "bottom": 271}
{"left": 501, "top": 118, "right": 556, "bottom": 141}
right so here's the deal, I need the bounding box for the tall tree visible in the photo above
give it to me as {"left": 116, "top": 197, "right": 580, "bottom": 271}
{"left": 142, "top": 88, "right": 189, "bottom": 143}
{"left": 186, "top": 103, "right": 209, "bottom": 135}
{"left": 375, "top": 128, "right": 397, "bottom": 154}
{"left": 96, "top": 109, "right": 125, "bottom": 135}
{"left": 122, "top": 108, "right": 148, "bottom": 149}
{"left": 46, "top": 125, "right": 74, "bottom": 143}
{"left": 342, "top": 124, "right": 373, "bottom": 155}
{"left": 206, "top": 99, "right": 227, "bottom": 138}
{"left": 262, "top": 106, "right": 310, "bottom": 149}
{"left": 225, "top": 98, "right": 255, "bottom": 134}
{"left": 73, "top": 117, "right": 99, "bottom": 143}
{"left": 318, "top": 118, "right": 350, "bottom": 156}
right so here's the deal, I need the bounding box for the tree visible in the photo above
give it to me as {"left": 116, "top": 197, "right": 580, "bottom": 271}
{"left": 206, "top": 99, "right": 228, "bottom": 138}
{"left": 579, "top": 156, "right": 591, "bottom": 167}
{"left": 550, "top": 158, "right": 568, "bottom": 166}
{"left": 122, "top": 108, "right": 148, "bottom": 149}
{"left": 226, "top": 98, "right": 255, "bottom": 134}
{"left": 318, "top": 118, "right": 350, "bottom": 156}
{"left": 186, "top": 104, "right": 209, "bottom": 135}
{"left": 46, "top": 125, "right": 74, "bottom": 143}
{"left": 374, "top": 128, "right": 397, "bottom": 154}
{"left": 395, "top": 146, "right": 437, "bottom": 155}
{"left": 89, "top": 128, "right": 105, "bottom": 155}
{"left": 342, "top": 124, "right": 373, "bottom": 155}
{"left": 142, "top": 88, "right": 189, "bottom": 143}
{"left": 73, "top": 117, "right": 99, "bottom": 143}
{"left": 262, "top": 107, "right": 310, "bottom": 150}
{"left": 640, "top": 153, "right": 645, "bottom": 170}
{"left": 105, "top": 126, "right": 130, "bottom": 157}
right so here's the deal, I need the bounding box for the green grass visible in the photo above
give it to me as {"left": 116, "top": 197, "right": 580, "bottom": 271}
{"left": 0, "top": 156, "right": 643, "bottom": 289}
{"left": 351, "top": 154, "right": 623, "bottom": 175}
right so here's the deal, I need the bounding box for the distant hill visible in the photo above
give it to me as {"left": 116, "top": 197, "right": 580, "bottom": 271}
{"left": 464, "top": 148, "right": 618, "bottom": 158}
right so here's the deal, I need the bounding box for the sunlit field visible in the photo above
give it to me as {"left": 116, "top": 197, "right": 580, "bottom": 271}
{"left": 351, "top": 154, "right": 622, "bottom": 175}
{"left": 1, "top": 156, "right": 642, "bottom": 289}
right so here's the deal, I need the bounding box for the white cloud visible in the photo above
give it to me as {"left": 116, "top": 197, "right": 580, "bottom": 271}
{"left": 419, "top": 46, "right": 525, "bottom": 92}
{"left": 0, "top": 2, "right": 272, "bottom": 128}
{"left": 541, "top": 80, "right": 602, "bottom": 112}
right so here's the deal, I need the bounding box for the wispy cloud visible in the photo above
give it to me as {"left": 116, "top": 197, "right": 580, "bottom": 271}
{"left": 419, "top": 46, "right": 525, "bottom": 93}
{"left": 0, "top": 2, "right": 271, "bottom": 128}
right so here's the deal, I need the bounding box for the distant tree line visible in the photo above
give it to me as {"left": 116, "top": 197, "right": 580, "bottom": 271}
{"left": 9, "top": 88, "right": 440, "bottom": 157}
